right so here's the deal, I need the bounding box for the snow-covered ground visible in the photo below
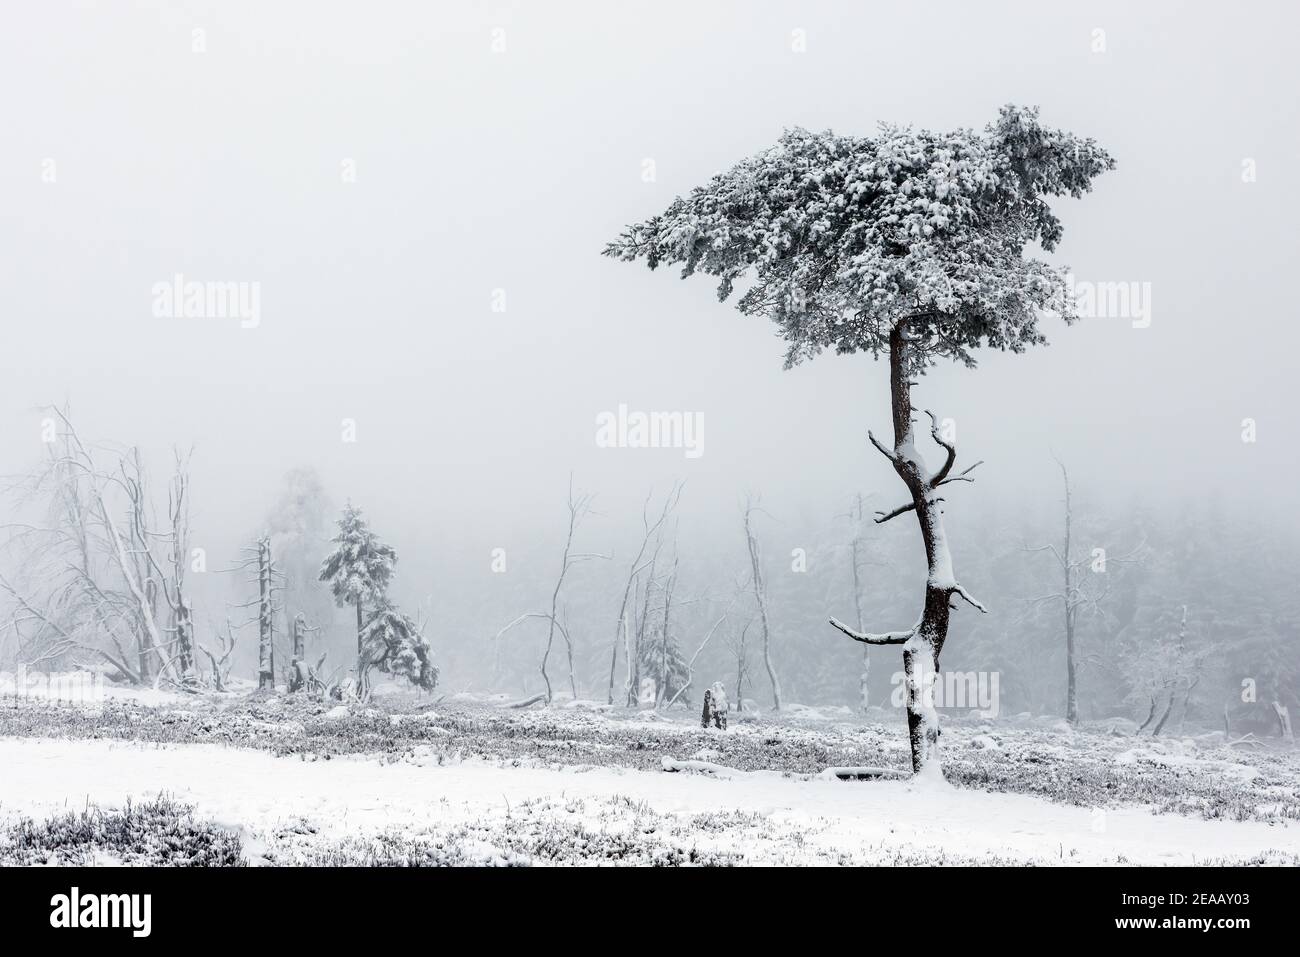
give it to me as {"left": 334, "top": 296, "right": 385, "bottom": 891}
{"left": 0, "top": 735, "right": 1295, "bottom": 865}
{"left": 1, "top": 691, "right": 1297, "bottom": 865}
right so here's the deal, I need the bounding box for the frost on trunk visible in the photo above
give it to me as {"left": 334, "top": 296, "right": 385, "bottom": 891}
{"left": 257, "top": 536, "right": 274, "bottom": 691}
{"left": 701, "top": 681, "right": 727, "bottom": 730}
{"left": 828, "top": 327, "right": 987, "bottom": 776}
{"left": 858, "top": 651, "right": 871, "bottom": 713}
{"left": 288, "top": 612, "right": 308, "bottom": 693}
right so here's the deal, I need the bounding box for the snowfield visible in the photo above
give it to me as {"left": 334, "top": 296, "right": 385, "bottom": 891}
{"left": 1, "top": 689, "right": 1297, "bottom": 866}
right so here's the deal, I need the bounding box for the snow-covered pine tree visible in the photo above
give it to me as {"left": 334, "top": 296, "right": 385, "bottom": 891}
{"left": 606, "top": 105, "right": 1114, "bottom": 777}
{"left": 358, "top": 601, "right": 438, "bottom": 695}
{"left": 318, "top": 502, "right": 397, "bottom": 655}
{"left": 637, "top": 628, "right": 690, "bottom": 707}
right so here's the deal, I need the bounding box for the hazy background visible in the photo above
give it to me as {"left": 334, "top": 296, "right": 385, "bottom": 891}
{"left": 1, "top": 1, "right": 1296, "bottom": 699}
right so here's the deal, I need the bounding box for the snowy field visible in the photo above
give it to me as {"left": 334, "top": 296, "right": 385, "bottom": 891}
{"left": 1, "top": 683, "right": 1297, "bottom": 866}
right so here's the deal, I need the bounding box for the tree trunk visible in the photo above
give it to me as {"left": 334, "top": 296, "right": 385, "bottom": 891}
{"left": 288, "top": 613, "right": 306, "bottom": 693}
{"left": 744, "top": 505, "right": 781, "bottom": 711}
{"left": 901, "top": 575, "right": 950, "bottom": 775}
{"left": 1136, "top": 696, "right": 1158, "bottom": 734}
{"left": 628, "top": 573, "right": 655, "bottom": 707}
{"left": 257, "top": 537, "right": 274, "bottom": 691}
{"left": 1065, "top": 607, "right": 1078, "bottom": 725}
{"left": 175, "top": 599, "right": 196, "bottom": 689}
{"left": 655, "top": 557, "right": 678, "bottom": 707}
{"left": 1152, "top": 693, "right": 1175, "bottom": 736}
{"left": 828, "top": 324, "right": 988, "bottom": 779}
{"left": 890, "top": 330, "right": 951, "bottom": 776}
{"left": 859, "top": 650, "right": 871, "bottom": 712}
{"left": 356, "top": 599, "right": 363, "bottom": 656}
{"left": 851, "top": 495, "right": 870, "bottom": 712}
{"left": 1060, "top": 462, "right": 1079, "bottom": 726}
{"left": 1273, "top": 701, "right": 1294, "bottom": 741}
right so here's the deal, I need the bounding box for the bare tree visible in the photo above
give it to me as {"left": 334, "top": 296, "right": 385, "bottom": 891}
{"left": 1, "top": 407, "right": 195, "bottom": 688}
{"left": 223, "top": 534, "right": 285, "bottom": 693}
{"left": 665, "top": 580, "right": 741, "bottom": 710}
{"left": 606, "top": 483, "right": 681, "bottom": 704}
{"left": 1026, "top": 456, "right": 1143, "bottom": 724}
{"left": 288, "top": 612, "right": 307, "bottom": 691}
{"left": 197, "top": 618, "right": 239, "bottom": 692}
{"left": 1128, "top": 605, "right": 1209, "bottom": 736}
{"left": 743, "top": 496, "right": 781, "bottom": 711}
{"left": 257, "top": 536, "right": 274, "bottom": 690}
{"left": 496, "top": 476, "right": 604, "bottom": 704}
{"left": 724, "top": 616, "right": 756, "bottom": 712}
{"left": 840, "top": 492, "right": 886, "bottom": 711}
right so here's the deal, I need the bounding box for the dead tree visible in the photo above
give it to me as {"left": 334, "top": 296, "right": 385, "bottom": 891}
{"left": 743, "top": 497, "right": 781, "bottom": 711}
{"left": 724, "top": 616, "right": 756, "bottom": 712}
{"left": 1026, "top": 456, "right": 1143, "bottom": 725}
{"left": 495, "top": 477, "right": 605, "bottom": 704}
{"left": 665, "top": 582, "right": 740, "bottom": 710}
{"left": 607, "top": 483, "right": 681, "bottom": 704}
{"left": 1134, "top": 605, "right": 1207, "bottom": 737}
{"left": 1273, "top": 702, "right": 1295, "bottom": 742}
{"left": 0, "top": 410, "right": 211, "bottom": 689}
{"left": 288, "top": 612, "right": 308, "bottom": 692}
{"left": 257, "top": 536, "right": 274, "bottom": 690}
{"left": 225, "top": 536, "right": 285, "bottom": 693}
{"left": 841, "top": 492, "right": 884, "bottom": 711}
{"left": 197, "top": 618, "right": 238, "bottom": 692}
{"left": 49, "top": 409, "right": 177, "bottom": 685}
{"left": 126, "top": 448, "right": 200, "bottom": 689}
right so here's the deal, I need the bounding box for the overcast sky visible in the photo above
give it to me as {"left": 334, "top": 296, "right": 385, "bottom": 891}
{"left": 2, "top": 0, "right": 1296, "bottom": 576}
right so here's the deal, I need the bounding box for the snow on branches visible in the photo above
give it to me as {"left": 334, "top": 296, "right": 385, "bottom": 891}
{"left": 603, "top": 104, "right": 1114, "bottom": 372}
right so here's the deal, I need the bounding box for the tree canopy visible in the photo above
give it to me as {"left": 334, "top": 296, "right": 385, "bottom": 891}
{"left": 604, "top": 105, "right": 1114, "bottom": 373}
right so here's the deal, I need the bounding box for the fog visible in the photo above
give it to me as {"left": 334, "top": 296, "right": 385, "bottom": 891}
{"left": 2, "top": 1, "right": 1296, "bottom": 704}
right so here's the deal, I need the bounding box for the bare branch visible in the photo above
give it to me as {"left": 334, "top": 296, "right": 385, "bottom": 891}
{"left": 827, "top": 617, "right": 912, "bottom": 645}
{"left": 867, "top": 430, "right": 898, "bottom": 463}
{"left": 951, "top": 584, "right": 988, "bottom": 614}
{"left": 924, "top": 410, "right": 957, "bottom": 485}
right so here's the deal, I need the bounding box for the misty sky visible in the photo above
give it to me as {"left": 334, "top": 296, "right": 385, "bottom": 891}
{"left": 2, "top": 0, "right": 1297, "bottom": 580}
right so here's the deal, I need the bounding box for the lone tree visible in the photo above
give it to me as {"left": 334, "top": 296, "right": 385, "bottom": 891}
{"left": 319, "top": 502, "right": 397, "bottom": 655}
{"left": 606, "top": 105, "right": 1113, "bottom": 777}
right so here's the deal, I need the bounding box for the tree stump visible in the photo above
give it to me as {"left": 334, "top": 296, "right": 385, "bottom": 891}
{"left": 701, "top": 681, "right": 728, "bottom": 730}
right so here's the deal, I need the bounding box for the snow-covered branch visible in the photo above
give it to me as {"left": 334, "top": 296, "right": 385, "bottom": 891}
{"left": 827, "top": 617, "right": 913, "bottom": 645}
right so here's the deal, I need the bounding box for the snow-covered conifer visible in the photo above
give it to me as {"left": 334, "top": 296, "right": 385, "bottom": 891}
{"left": 318, "top": 502, "right": 397, "bottom": 654}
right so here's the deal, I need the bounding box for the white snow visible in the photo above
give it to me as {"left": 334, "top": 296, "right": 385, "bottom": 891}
{"left": 1, "top": 735, "right": 1293, "bottom": 866}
